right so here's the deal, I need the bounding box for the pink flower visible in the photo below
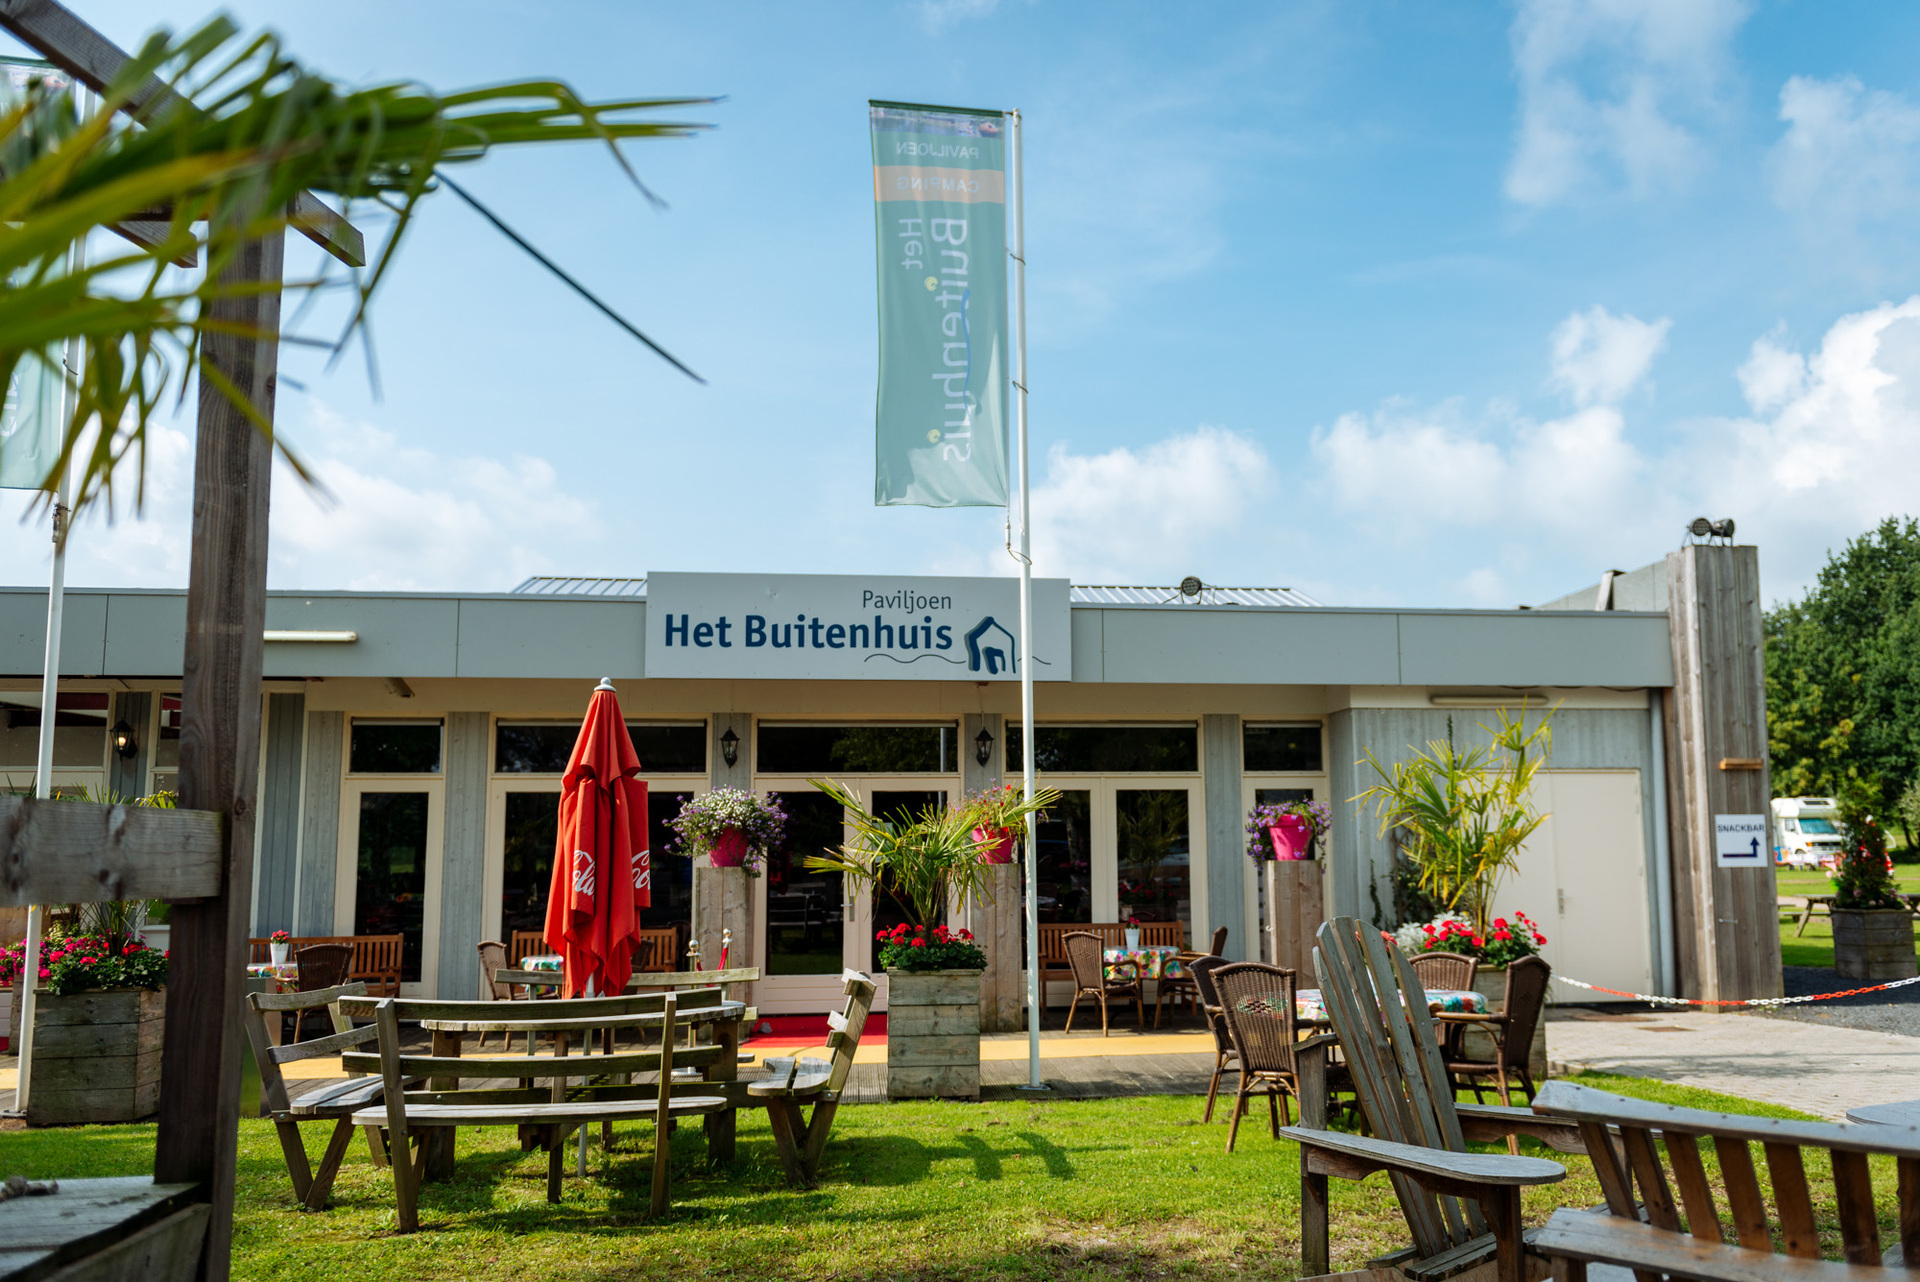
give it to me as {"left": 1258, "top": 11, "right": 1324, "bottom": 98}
{"left": 37, "top": 968, "right": 49, "bottom": 979}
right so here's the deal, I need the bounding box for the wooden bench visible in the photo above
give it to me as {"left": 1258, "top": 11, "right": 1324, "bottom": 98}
{"left": 1531, "top": 1078, "right": 1920, "bottom": 1279}
{"left": 1036, "top": 922, "right": 1183, "bottom": 996}
{"left": 509, "top": 928, "right": 681, "bottom": 972}
{"left": 336, "top": 988, "right": 741, "bottom": 1229}
{"left": 241, "top": 981, "right": 417, "bottom": 1210}
{"left": 747, "top": 969, "right": 877, "bottom": 1187}
{"left": 1776, "top": 895, "right": 1835, "bottom": 938}
{"left": 249, "top": 934, "right": 404, "bottom": 995}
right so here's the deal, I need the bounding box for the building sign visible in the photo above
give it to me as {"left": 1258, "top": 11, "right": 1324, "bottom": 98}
{"left": 645, "top": 572, "right": 1070, "bottom": 681}
{"left": 1714, "top": 813, "right": 1768, "bottom": 868}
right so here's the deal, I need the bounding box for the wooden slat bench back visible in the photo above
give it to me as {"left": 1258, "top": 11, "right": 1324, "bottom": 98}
{"left": 248, "top": 935, "right": 404, "bottom": 995}
{"left": 1036, "top": 922, "right": 1184, "bottom": 969}
{"left": 1532, "top": 1080, "right": 1920, "bottom": 1276}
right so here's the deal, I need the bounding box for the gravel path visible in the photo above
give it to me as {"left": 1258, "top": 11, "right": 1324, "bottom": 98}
{"left": 1758, "top": 965, "right": 1920, "bottom": 1036}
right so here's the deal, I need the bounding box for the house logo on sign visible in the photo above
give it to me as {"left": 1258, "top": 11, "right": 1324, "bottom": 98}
{"left": 964, "top": 616, "right": 1017, "bottom": 675}
{"left": 1714, "top": 814, "right": 1768, "bottom": 868}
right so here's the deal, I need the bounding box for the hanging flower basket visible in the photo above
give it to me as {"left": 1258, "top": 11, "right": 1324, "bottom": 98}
{"left": 665, "top": 788, "right": 786, "bottom": 876}
{"left": 972, "top": 826, "right": 1016, "bottom": 864}
{"left": 1246, "top": 799, "right": 1331, "bottom": 861}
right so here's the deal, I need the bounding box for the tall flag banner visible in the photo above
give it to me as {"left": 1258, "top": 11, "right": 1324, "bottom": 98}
{"left": 870, "top": 101, "right": 1009, "bottom": 507}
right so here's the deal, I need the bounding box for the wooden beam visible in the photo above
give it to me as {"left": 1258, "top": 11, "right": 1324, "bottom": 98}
{"left": 0, "top": 795, "right": 222, "bottom": 906}
{"left": 151, "top": 220, "right": 282, "bottom": 1282}
{"left": 0, "top": 0, "right": 366, "bottom": 267}
{"left": 108, "top": 220, "right": 196, "bottom": 267}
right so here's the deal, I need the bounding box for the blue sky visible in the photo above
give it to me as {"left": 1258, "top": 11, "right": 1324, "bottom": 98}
{"left": 7, "top": 0, "right": 1920, "bottom": 608}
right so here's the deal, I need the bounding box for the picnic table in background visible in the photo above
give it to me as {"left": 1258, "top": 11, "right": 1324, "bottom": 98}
{"left": 1777, "top": 893, "right": 1836, "bottom": 937}
{"left": 1104, "top": 944, "right": 1183, "bottom": 981}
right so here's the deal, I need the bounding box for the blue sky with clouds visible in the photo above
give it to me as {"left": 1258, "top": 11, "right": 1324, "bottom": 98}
{"left": 7, "top": 0, "right": 1920, "bottom": 608}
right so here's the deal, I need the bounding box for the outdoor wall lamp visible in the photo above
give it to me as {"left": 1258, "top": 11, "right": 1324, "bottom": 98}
{"left": 720, "top": 727, "right": 740, "bottom": 767}
{"left": 975, "top": 726, "right": 994, "bottom": 766}
{"left": 111, "top": 719, "right": 138, "bottom": 759}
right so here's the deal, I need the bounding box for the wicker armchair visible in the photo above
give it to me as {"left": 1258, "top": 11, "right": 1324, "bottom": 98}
{"left": 290, "top": 943, "right": 353, "bottom": 1041}
{"left": 1213, "top": 961, "right": 1304, "bottom": 1152}
{"left": 1411, "top": 950, "right": 1478, "bottom": 1061}
{"left": 1154, "top": 926, "right": 1228, "bottom": 1028}
{"left": 475, "top": 940, "right": 520, "bottom": 1049}
{"left": 1062, "top": 930, "right": 1143, "bottom": 1035}
{"left": 1187, "top": 954, "right": 1238, "bottom": 1123}
{"left": 1445, "top": 954, "right": 1551, "bottom": 1107}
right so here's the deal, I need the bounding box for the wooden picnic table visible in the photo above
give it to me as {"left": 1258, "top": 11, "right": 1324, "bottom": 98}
{"left": 1777, "top": 893, "right": 1835, "bottom": 937}
{"left": 414, "top": 997, "right": 747, "bottom": 1179}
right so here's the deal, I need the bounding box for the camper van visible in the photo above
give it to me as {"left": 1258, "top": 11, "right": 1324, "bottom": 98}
{"left": 1772, "top": 796, "right": 1846, "bottom": 867}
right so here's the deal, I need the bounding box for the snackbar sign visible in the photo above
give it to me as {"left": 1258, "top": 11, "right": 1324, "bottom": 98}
{"left": 644, "top": 572, "right": 1070, "bottom": 682}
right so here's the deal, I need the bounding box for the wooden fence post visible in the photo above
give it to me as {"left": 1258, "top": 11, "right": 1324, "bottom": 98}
{"left": 151, "top": 226, "right": 283, "bottom": 1280}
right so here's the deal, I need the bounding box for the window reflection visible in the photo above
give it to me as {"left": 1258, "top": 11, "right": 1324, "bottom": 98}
{"left": 765, "top": 791, "right": 846, "bottom": 975}
{"left": 1033, "top": 790, "right": 1092, "bottom": 923}
{"left": 1117, "top": 789, "right": 1189, "bottom": 928}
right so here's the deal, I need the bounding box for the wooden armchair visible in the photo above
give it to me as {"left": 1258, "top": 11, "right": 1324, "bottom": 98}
{"left": 1062, "top": 930, "right": 1142, "bottom": 1035}
{"left": 1532, "top": 1079, "right": 1920, "bottom": 1279}
{"left": 1284, "top": 916, "right": 1587, "bottom": 1282}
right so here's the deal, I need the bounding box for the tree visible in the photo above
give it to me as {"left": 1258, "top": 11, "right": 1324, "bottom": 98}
{"left": 1766, "top": 517, "right": 1920, "bottom": 847}
{"left": 0, "top": 16, "right": 708, "bottom": 513}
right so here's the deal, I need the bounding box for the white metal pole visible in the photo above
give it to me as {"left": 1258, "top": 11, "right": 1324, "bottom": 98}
{"left": 1009, "top": 108, "right": 1043, "bottom": 1092}
{"left": 15, "top": 122, "right": 88, "bottom": 1111}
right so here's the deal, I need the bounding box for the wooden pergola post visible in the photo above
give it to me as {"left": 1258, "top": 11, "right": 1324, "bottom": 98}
{"left": 0, "top": 4, "right": 364, "bottom": 1276}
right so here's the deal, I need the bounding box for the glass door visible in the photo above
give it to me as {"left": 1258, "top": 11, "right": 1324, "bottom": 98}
{"left": 337, "top": 779, "right": 445, "bottom": 995}
{"left": 752, "top": 778, "right": 956, "bottom": 1012}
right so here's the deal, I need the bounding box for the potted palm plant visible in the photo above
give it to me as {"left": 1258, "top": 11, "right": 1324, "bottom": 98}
{"left": 806, "top": 778, "right": 1052, "bottom": 1098}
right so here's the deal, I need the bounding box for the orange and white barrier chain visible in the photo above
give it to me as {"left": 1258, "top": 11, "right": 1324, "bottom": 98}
{"left": 1556, "top": 974, "right": 1920, "bottom": 1008}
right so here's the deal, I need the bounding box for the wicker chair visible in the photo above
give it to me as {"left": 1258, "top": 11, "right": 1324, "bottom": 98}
{"left": 1213, "top": 961, "right": 1304, "bottom": 1152}
{"left": 1411, "top": 950, "right": 1478, "bottom": 1061}
{"left": 1445, "top": 954, "right": 1551, "bottom": 1107}
{"left": 290, "top": 943, "right": 354, "bottom": 1042}
{"left": 1208, "top": 925, "right": 1228, "bottom": 956}
{"left": 1062, "top": 930, "right": 1143, "bottom": 1035}
{"left": 1187, "top": 954, "right": 1239, "bottom": 1123}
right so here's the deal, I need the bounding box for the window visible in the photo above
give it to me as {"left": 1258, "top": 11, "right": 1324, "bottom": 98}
{"left": 1801, "top": 817, "right": 1837, "bottom": 835}
{"left": 494, "top": 721, "right": 706, "bottom": 774}
{"left": 154, "top": 694, "right": 182, "bottom": 770}
{"left": 354, "top": 791, "right": 430, "bottom": 982}
{"left": 1005, "top": 725, "right": 1198, "bottom": 773}
{"left": 350, "top": 721, "right": 443, "bottom": 774}
{"left": 763, "top": 790, "right": 847, "bottom": 975}
{"left": 1244, "top": 723, "right": 1323, "bottom": 772}
{"left": 755, "top": 724, "right": 958, "bottom": 774}
{"left": 0, "top": 692, "right": 108, "bottom": 769}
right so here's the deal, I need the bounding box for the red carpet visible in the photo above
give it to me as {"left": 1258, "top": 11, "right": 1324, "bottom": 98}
{"left": 742, "top": 1012, "right": 886, "bottom": 1051}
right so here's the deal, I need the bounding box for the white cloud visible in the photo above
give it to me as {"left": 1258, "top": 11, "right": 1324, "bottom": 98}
{"left": 1769, "top": 75, "right": 1920, "bottom": 241}
{"left": 0, "top": 402, "right": 603, "bottom": 592}
{"left": 1025, "top": 426, "right": 1273, "bottom": 583}
{"left": 1505, "top": 0, "right": 1747, "bottom": 207}
{"left": 1549, "top": 305, "right": 1671, "bottom": 405}
{"left": 1307, "top": 297, "right": 1920, "bottom": 603}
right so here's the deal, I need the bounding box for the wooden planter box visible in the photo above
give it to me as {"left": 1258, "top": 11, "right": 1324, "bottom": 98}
{"left": 887, "top": 969, "right": 981, "bottom": 1100}
{"left": 26, "top": 988, "right": 166, "bottom": 1126}
{"left": 1833, "top": 908, "right": 1918, "bottom": 981}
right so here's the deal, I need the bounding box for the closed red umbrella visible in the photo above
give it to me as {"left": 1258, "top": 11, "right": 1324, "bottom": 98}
{"left": 543, "top": 678, "right": 650, "bottom": 997}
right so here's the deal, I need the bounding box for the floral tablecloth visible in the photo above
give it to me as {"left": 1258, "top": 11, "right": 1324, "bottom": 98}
{"left": 522, "top": 953, "right": 564, "bottom": 972}
{"left": 245, "top": 961, "right": 300, "bottom": 993}
{"left": 1292, "top": 987, "right": 1487, "bottom": 1024}
{"left": 1104, "top": 944, "right": 1183, "bottom": 981}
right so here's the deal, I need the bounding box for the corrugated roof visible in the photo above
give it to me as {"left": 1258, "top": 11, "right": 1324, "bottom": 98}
{"left": 511, "top": 576, "right": 647, "bottom": 597}
{"left": 511, "top": 576, "right": 1319, "bottom": 608}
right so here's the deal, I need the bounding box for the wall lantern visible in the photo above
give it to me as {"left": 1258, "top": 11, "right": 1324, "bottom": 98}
{"left": 720, "top": 726, "right": 740, "bottom": 768}
{"left": 111, "top": 719, "right": 138, "bottom": 759}
{"left": 974, "top": 726, "right": 994, "bottom": 767}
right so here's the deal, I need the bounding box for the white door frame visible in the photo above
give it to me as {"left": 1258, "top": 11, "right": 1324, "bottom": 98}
{"left": 336, "top": 776, "right": 446, "bottom": 997}
{"left": 751, "top": 775, "right": 960, "bottom": 1014}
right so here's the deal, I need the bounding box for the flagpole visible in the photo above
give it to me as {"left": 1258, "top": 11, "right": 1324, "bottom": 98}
{"left": 1008, "top": 108, "right": 1045, "bottom": 1093}
{"left": 14, "top": 101, "right": 88, "bottom": 1110}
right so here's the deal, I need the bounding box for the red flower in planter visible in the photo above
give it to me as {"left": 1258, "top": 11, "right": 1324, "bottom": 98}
{"left": 910, "top": 938, "right": 927, "bottom": 949}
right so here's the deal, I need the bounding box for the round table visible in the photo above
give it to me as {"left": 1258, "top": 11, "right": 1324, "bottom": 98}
{"left": 245, "top": 961, "right": 300, "bottom": 993}
{"left": 1104, "top": 944, "right": 1183, "bottom": 980}
{"left": 1845, "top": 1099, "right": 1920, "bottom": 1127}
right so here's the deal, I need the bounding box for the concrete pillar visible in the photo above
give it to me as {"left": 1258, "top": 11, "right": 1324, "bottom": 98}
{"left": 1201, "top": 713, "right": 1246, "bottom": 959}
{"left": 435, "top": 712, "right": 489, "bottom": 998}
{"left": 295, "top": 711, "right": 343, "bottom": 935}
{"left": 254, "top": 692, "right": 305, "bottom": 935}
{"left": 693, "top": 712, "right": 756, "bottom": 1001}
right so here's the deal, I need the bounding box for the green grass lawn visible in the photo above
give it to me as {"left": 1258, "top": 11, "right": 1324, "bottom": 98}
{"left": 0, "top": 1075, "right": 1901, "bottom": 1281}
{"left": 1776, "top": 866, "right": 1920, "bottom": 969}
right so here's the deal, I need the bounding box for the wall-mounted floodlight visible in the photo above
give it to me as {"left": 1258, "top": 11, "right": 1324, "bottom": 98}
{"left": 263, "top": 630, "right": 358, "bottom": 643}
